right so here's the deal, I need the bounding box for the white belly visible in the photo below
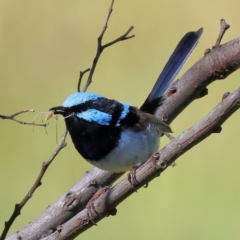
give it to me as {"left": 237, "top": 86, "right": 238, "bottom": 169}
{"left": 86, "top": 124, "right": 160, "bottom": 172}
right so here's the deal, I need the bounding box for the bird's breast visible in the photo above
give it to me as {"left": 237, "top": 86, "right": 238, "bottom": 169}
{"left": 87, "top": 124, "right": 160, "bottom": 172}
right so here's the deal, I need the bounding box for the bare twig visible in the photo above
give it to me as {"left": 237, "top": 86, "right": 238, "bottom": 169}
{"left": 100, "top": 0, "right": 114, "bottom": 38}
{"left": 0, "top": 130, "right": 68, "bottom": 240}
{"left": 0, "top": 109, "right": 48, "bottom": 127}
{"left": 81, "top": 0, "right": 135, "bottom": 92}
{"left": 102, "top": 26, "right": 135, "bottom": 49}
{"left": 214, "top": 19, "right": 230, "bottom": 47}
{"left": 77, "top": 68, "right": 90, "bottom": 92}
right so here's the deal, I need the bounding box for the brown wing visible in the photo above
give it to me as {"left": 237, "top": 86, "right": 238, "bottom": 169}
{"left": 130, "top": 107, "right": 172, "bottom": 133}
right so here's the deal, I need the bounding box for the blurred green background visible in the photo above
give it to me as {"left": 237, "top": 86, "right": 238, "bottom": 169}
{"left": 1, "top": 0, "right": 240, "bottom": 239}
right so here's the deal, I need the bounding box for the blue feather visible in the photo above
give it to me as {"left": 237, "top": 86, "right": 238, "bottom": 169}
{"left": 77, "top": 109, "right": 112, "bottom": 125}
{"left": 48, "top": 28, "right": 202, "bottom": 172}
{"left": 63, "top": 92, "right": 130, "bottom": 126}
{"left": 62, "top": 92, "right": 102, "bottom": 107}
{"left": 141, "top": 28, "right": 203, "bottom": 112}
{"left": 148, "top": 29, "right": 203, "bottom": 100}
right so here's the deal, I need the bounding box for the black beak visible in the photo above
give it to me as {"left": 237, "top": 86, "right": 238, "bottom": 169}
{"left": 46, "top": 106, "right": 66, "bottom": 120}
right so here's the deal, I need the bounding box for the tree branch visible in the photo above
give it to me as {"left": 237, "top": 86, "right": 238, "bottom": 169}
{"left": 155, "top": 34, "right": 240, "bottom": 124}
{"left": 77, "top": 68, "right": 90, "bottom": 93}
{"left": 0, "top": 109, "right": 48, "bottom": 127}
{"left": 40, "top": 87, "right": 240, "bottom": 239}
{"left": 6, "top": 23, "right": 240, "bottom": 240}
{"left": 0, "top": 130, "right": 68, "bottom": 240}
{"left": 77, "top": 0, "right": 135, "bottom": 92}
{"left": 215, "top": 19, "right": 230, "bottom": 47}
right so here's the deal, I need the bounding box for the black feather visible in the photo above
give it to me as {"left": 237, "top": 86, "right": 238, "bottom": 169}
{"left": 50, "top": 98, "right": 141, "bottom": 161}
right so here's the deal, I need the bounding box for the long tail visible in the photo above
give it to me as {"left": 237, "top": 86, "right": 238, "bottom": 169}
{"left": 140, "top": 28, "right": 203, "bottom": 114}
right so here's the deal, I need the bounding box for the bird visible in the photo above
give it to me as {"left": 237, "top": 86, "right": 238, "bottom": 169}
{"left": 47, "top": 29, "right": 202, "bottom": 174}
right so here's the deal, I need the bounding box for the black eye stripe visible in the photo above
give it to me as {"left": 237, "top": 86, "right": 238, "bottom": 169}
{"left": 66, "top": 98, "right": 129, "bottom": 127}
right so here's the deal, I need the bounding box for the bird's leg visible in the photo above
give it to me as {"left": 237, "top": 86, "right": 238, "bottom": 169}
{"left": 128, "top": 163, "right": 144, "bottom": 189}
{"left": 164, "top": 132, "right": 176, "bottom": 166}
{"left": 164, "top": 132, "right": 175, "bottom": 140}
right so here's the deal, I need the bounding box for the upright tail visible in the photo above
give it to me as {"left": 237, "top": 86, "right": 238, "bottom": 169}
{"left": 140, "top": 28, "right": 203, "bottom": 114}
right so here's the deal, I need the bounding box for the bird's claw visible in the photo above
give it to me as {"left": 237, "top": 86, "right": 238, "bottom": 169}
{"left": 86, "top": 186, "right": 110, "bottom": 225}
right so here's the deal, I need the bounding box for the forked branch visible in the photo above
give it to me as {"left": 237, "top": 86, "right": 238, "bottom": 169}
{"left": 0, "top": 109, "right": 48, "bottom": 127}
{"left": 77, "top": 0, "right": 135, "bottom": 92}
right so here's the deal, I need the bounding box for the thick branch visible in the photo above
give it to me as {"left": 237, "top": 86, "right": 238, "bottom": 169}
{"left": 41, "top": 87, "right": 240, "bottom": 239}
{"left": 6, "top": 35, "right": 240, "bottom": 240}
{"left": 155, "top": 36, "right": 240, "bottom": 123}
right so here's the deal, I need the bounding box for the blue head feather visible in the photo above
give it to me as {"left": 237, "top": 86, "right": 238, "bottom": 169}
{"left": 62, "top": 92, "right": 130, "bottom": 126}
{"left": 62, "top": 92, "right": 102, "bottom": 107}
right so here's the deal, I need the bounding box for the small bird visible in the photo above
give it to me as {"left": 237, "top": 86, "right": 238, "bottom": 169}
{"left": 48, "top": 29, "right": 202, "bottom": 173}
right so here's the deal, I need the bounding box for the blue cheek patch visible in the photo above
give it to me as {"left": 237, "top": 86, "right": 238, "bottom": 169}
{"left": 63, "top": 92, "right": 102, "bottom": 107}
{"left": 76, "top": 104, "right": 130, "bottom": 126}
{"left": 77, "top": 109, "right": 112, "bottom": 125}
{"left": 116, "top": 103, "right": 130, "bottom": 126}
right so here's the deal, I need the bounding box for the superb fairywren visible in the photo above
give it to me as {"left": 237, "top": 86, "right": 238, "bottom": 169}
{"left": 48, "top": 29, "right": 202, "bottom": 173}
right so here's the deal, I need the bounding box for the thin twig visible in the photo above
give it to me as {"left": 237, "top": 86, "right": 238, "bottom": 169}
{"left": 0, "top": 109, "right": 48, "bottom": 127}
{"left": 81, "top": 0, "right": 135, "bottom": 92}
{"left": 100, "top": 0, "right": 114, "bottom": 39}
{"left": 0, "top": 130, "right": 68, "bottom": 240}
{"left": 77, "top": 68, "right": 90, "bottom": 92}
{"left": 103, "top": 26, "right": 134, "bottom": 49}
{"left": 214, "top": 19, "right": 230, "bottom": 47}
